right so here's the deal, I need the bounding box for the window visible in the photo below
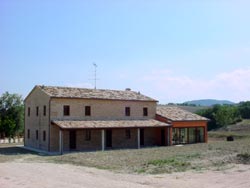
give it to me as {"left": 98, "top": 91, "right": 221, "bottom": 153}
{"left": 63, "top": 105, "right": 70, "bottom": 116}
{"left": 85, "top": 130, "right": 91, "bottom": 141}
{"left": 36, "top": 130, "right": 38, "bottom": 140}
{"left": 43, "top": 105, "right": 46, "bottom": 116}
{"left": 28, "top": 107, "right": 30, "bottom": 117}
{"left": 125, "top": 107, "right": 130, "bottom": 116}
{"left": 43, "top": 131, "right": 46, "bottom": 141}
{"left": 27, "top": 129, "right": 30, "bottom": 139}
{"left": 143, "top": 107, "right": 148, "bottom": 116}
{"left": 85, "top": 106, "right": 91, "bottom": 116}
{"left": 36, "top": 106, "right": 39, "bottom": 116}
{"left": 125, "top": 129, "right": 131, "bottom": 139}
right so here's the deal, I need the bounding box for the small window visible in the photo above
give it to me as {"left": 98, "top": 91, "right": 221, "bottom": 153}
{"left": 125, "top": 107, "right": 130, "bottom": 116}
{"left": 85, "top": 106, "right": 91, "bottom": 116}
{"left": 43, "top": 105, "right": 46, "bottom": 116}
{"left": 43, "top": 131, "right": 46, "bottom": 141}
{"left": 36, "top": 106, "right": 39, "bottom": 116}
{"left": 143, "top": 107, "right": 148, "bottom": 116}
{"left": 85, "top": 130, "right": 91, "bottom": 141}
{"left": 63, "top": 105, "right": 70, "bottom": 116}
{"left": 36, "top": 130, "right": 38, "bottom": 140}
{"left": 28, "top": 107, "right": 30, "bottom": 117}
{"left": 27, "top": 129, "right": 30, "bottom": 139}
{"left": 125, "top": 129, "right": 131, "bottom": 139}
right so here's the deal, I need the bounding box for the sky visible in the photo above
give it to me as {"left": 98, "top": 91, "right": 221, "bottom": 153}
{"left": 1, "top": 0, "right": 250, "bottom": 103}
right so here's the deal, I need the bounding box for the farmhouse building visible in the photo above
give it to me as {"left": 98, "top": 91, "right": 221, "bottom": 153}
{"left": 24, "top": 85, "right": 208, "bottom": 154}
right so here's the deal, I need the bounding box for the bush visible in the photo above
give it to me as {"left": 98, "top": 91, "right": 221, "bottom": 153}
{"left": 236, "top": 153, "right": 250, "bottom": 164}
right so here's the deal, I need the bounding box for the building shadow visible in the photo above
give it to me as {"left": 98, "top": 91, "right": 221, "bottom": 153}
{"left": 0, "top": 146, "right": 38, "bottom": 156}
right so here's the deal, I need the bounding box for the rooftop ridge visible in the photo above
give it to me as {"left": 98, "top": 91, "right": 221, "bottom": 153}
{"left": 37, "top": 85, "right": 138, "bottom": 93}
{"left": 36, "top": 85, "right": 157, "bottom": 102}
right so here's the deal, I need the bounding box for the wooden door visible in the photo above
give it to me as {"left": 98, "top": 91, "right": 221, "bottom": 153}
{"left": 140, "top": 129, "right": 144, "bottom": 146}
{"left": 161, "top": 129, "right": 166, "bottom": 146}
{"left": 106, "top": 129, "right": 112, "bottom": 148}
{"left": 69, "top": 130, "right": 76, "bottom": 150}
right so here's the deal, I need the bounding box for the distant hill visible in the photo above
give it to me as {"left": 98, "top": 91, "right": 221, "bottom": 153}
{"left": 184, "top": 99, "right": 235, "bottom": 106}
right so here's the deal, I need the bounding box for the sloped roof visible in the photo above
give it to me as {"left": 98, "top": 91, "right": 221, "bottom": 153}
{"left": 156, "top": 106, "right": 209, "bottom": 121}
{"left": 37, "top": 85, "right": 157, "bottom": 102}
{"left": 52, "top": 119, "right": 170, "bottom": 129}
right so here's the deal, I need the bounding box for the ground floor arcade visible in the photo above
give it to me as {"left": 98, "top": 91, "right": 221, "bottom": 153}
{"left": 50, "top": 120, "right": 171, "bottom": 153}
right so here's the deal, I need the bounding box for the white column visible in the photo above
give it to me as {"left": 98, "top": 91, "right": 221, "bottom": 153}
{"left": 59, "top": 129, "right": 63, "bottom": 155}
{"left": 137, "top": 128, "right": 140, "bottom": 149}
{"left": 101, "top": 129, "right": 105, "bottom": 151}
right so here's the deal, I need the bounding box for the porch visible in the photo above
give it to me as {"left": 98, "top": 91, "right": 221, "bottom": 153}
{"left": 51, "top": 120, "right": 170, "bottom": 153}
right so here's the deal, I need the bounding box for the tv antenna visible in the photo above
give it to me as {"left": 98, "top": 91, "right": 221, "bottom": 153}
{"left": 93, "top": 63, "right": 97, "bottom": 89}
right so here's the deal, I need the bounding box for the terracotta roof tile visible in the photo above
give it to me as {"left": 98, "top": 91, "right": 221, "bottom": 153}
{"left": 157, "top": 106, "right": 209, "bottom": 121}
{"left": 52, "top": 119, "right": 169, "bottom": 129}
{"left": 38, "top": 85, "right": 157, "bottom": 101}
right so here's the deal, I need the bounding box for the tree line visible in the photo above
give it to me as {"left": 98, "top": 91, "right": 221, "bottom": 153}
{"left": 0, "top": 92, "right": 24, "bottom": 138}
{"left": 196, "top": 102, "right": 250, "bottom": 130}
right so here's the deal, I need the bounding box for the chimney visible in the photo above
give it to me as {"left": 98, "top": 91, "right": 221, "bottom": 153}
{"left": 125, "top": 88, "right": 131, "bottom": 91}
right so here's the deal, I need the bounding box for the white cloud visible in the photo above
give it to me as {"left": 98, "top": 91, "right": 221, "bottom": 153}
{"left": 141, "top": 68, "right": 250, "bottom": 103}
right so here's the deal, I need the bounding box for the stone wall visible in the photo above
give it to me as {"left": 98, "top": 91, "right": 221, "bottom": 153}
{"left": 25, "top": 87, "right": 50, "bottom": 151}
{"left": 50, "top": 98, "right": 156, "bottom": 121}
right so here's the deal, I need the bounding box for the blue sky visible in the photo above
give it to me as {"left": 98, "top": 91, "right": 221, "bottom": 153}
{"left": 1, "top": 0, "right": 250, "bottom": 103}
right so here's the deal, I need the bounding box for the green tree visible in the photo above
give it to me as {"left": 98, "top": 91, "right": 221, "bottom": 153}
{"left": 238, "top": 101, "right": 250, "bottom": 119}
{"left": 196, "top": 105, "right": 241, "bottom": 131}
{"left": 0, "top": 92, "right": 24, "bottom": 138}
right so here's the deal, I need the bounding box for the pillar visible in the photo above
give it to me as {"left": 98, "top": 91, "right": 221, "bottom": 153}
{"left": 59, "top": 129, "right": 63, "bottom": 155}
{"left": 204, "top": 126, "right": 208, "bottom": 143}
{"left": 137, "top": 128, "right": 140, "bottom": 149}
{"left": 169, "top": 127, "right": 173, "bottom": 146}
{"left": 101, "top": 129, "right": 105, "bottom": 151}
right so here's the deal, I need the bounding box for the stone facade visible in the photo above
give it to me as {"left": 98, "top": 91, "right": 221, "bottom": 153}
{"left": 50, "top": 98, "right": 156, "bottom": 121}
{"left": 24, "top": 85, "right": 208, "bottom": 153}
{"left": 24, "top": 87, "right": 50, "bottom": 151}
{"left": 24, "top": 86, "right": 163, "bottom": 153}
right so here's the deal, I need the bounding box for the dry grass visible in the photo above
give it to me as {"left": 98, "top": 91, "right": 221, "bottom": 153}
{"left": 1, "top": 120, "right": 250, "bottom": 174}
{"left": 1, "top": 138, "right": 250, "bottom": 174}
{"left": 44, "top": 137, "right": 250, "bottom": 174}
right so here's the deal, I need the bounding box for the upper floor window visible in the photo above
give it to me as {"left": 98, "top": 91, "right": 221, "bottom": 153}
{"left": 85, "top": 106, "right": 91, "bottom": 116}
{"left": 63, "top": 105, "right": 70, "bottom": 116}
{"left": 125, "top": 107, "right": 130, "bottom": 116}
{"left": 28, "top": 107, "right": 30, "bottom": 117}
{"left": 143, "top": 107, "right": 148, "bottom": 116}
{"left": 36, "top": 106, "right": 39, "bottom": 116}
{"left": 43, "top": 105, "right": 46, "bottom": 116}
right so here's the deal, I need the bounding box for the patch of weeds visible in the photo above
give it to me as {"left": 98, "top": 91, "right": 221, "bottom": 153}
{"left": 145, "top": 158, "right": 191, "bottom": 174}
{"left": 236, "top": 153, "right": 250, "bottom": 164}
{"left": 148, "top": 158, "right": 189, "bottom": 167}
{"left": 136, "top": 168, "right": 146, "bottom": 174}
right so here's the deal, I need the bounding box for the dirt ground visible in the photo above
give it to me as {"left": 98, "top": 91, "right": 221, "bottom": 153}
{"left": 1, "top": 161, "right": 250, "bottom": 188}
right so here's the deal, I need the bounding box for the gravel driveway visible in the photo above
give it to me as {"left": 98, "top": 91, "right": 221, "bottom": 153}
{"left": 1, "top": 162, "right": 250, "bottom": 188}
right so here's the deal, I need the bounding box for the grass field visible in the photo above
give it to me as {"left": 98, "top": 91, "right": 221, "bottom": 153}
{"left": 1, "top": 120, "right": 250, "bottom": 174}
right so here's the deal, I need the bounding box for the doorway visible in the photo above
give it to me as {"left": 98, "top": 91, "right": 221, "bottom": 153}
{"left": 161, "top": 129, "right": 166, "bottom": 146}
{"left": 106, "top": 129, "right": 112, "bottom": 148}
{"left": 69, "top": 130, "right": 76, "bottom": 150}
{"left": 140, "top": 129, "right": 144, "bottom": 146}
